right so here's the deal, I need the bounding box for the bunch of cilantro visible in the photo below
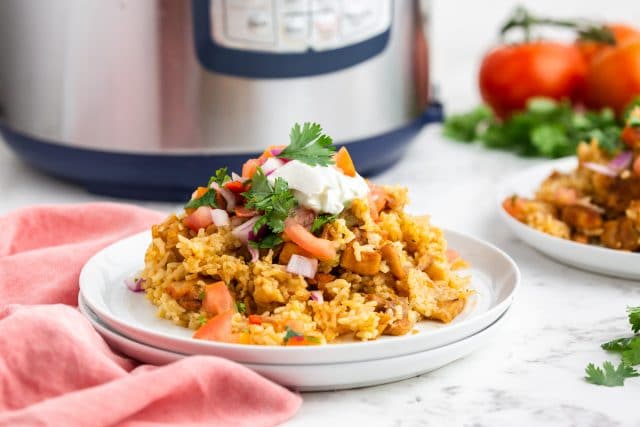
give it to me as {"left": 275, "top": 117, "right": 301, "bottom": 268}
{"left": 443, "top": 97, "right": 625, "bottom": 157}
{"left": 585, "top": 306, "right": 640, "bottom": 387}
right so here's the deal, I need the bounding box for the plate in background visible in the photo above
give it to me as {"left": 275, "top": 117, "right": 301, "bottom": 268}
{"left": 498, "top": 157, "right": 640, "bottom": 280}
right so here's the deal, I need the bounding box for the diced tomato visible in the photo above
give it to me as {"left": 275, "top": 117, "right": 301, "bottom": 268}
{"left": 367, "top": 182, "right": 387, "bottom": 221}
{"left": 334, "top": 147, "right": 356, "bottom": 177}
{"left": 193, "top": 310, "right": 234, "bottom": 342}
{"left": 202, "top": 281, "right": 234, "bottom": 316}
{"left": 242, "top": 158, "right": 261, "bottom": 178}
{"left": 502, "top": 196, "right": 528, "bottom": 221}
{"left": 634, "top": 156, "right": 640, "bottom": 176}
{"left": 225, "top": 180, "right": 246, "bottom": 193}
{"left": 234, "top": 206, "right": 258, "bottom": 217}
{"left": 283, "top": 220, "right": 336, "bottom": 261}
{"left": 248, "top": 314, "right": 263, "bottom": 325}
{"left": 285, "top": 335, "right": 321, "bottom": 346}
{"left": 621, "top": 126, "right": 640, "bottom": 149}
{"left": 184, "top": 206, "right": 213, "bottom": 231}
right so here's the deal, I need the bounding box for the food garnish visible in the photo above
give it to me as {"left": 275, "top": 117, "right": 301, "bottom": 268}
{"left": 586, "top": 306, "right": 640, "bottom": 387}
{"left": 277, "top": 122, "right": 335, "bottom": 166}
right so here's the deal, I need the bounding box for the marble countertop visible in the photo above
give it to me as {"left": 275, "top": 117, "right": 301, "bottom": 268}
{"left": 2, "top": 125, "right": 638, "bottom": 426}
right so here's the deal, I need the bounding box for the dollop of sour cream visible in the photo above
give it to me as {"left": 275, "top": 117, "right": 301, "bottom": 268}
{"left": 267, "top": 160, "right": 369, "bottom": 214}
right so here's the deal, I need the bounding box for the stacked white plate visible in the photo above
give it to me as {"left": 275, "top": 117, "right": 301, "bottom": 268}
{"left": 79, "top": 229, "right": 520, "bottom": 391}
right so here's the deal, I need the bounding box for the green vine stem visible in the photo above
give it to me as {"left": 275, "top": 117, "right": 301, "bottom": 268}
{"left": 500, "top": 6, "right": 616, "bottom": 44}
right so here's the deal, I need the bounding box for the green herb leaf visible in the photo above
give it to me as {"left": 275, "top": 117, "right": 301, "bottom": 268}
{"left": 442, "top": 106, "right": 492, "bottom": 142}
{"left": 198, "top": 315, "right": 208, "bottom": 326}
{"left": 208, "top": 167, "right": 231, "bottom": 187}
{"left": 236, "top": 301, "right": 247, "bottom": 314}
{"left": 277, "top": 122, "right": 336, "bottom": 166}
{"left": 184, "top": 189, "right": 217, "bottom": 209}
{"left": 602, "top": 336, "right": 639, "bottom": 353}
{"left": 198, "top": 290, "right": 205, "bottom": 301}
{"left": 243, "top": 168, "right": 297, "bottom": 248}
{"left": 283, "top": 326, "right": 302, "bottom": 344}
{"left": 622, "top": 340, "right": 640, "bottom": 366}
{"left": 530, "top": 124, "right": 573, "bottom": 157}
{"left": 311, "top": 214, "right": 337, "bottom": 234}
{"left": 249, "top": 233, "right": 284, "bottom": 249}
{"left": 629, "top": 306, "right": 640, "bottom": 334}
{"left": 585, "top": 361, "right": 639, "bottom": 387}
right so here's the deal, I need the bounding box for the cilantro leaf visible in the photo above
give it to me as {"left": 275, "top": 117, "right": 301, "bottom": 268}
{"left": 443, "top": 106, "right": 492, "bottom": 142}
{"left": 629, "top": 306, "right": 640, "bottom": 333}
{"left": 235, "top": 301, "right": 247, "bottom": 314}
{"left": 243, "top": 168, "right": 297, "bottom": 248}
{"left": 208, "top": 167, "right": 231, "bottom": 187}
{"left": 184, "top": 189, "right": 217, "bottom": 209}
{"left": 277, "top": 122, "right": 336, "bottom": 166}
{"left": 602, "top": 336, "right": 639, "bottom": 353}
{"left": 197, "top": 315, "right": 207, "bottom": 326}
{"left": 585, "top": 361, "right": 639, "bottom": 387}
{"left": 622, "top": 340, "right": 640, "bottom": 366}
{"left": 311, "top": 214, "right": 337, "bottom": 234}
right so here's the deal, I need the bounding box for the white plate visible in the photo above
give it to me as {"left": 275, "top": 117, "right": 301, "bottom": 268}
{"left": 78, "top": 295, "right": 509, "bottom": 391}
{"left": 79, "top": 229, "right": 519, "bottom": 365}
{"left": 498, "top": 157, "right": 640, "bottom": 280}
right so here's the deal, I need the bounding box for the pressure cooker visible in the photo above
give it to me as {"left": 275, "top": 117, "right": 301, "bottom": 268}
{"left": 0, "top": 0, "right": 440, "bottom": 200}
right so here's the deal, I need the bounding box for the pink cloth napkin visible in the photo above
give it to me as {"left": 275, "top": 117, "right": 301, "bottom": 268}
{"left": 0, "top": 203, "right": 301, "bottom": 427}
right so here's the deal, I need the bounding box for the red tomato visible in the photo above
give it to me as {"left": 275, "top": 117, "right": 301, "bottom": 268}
{"left": 283, "top": 219, "right": 336, "bottom": 261}
{"left": 634, "top": 157, "right": 640, "bottom": 176}
{"left": 577, "top": 24, "right": 640, "bottom": 64}
{"left": 621, "top": 125, "right": 640, "bottom": 149}
{"left": 479, "top": 42, "right": 587, "bottom": 118}
{"left": 193, "top": 310, "right": 234, "bottom": 342}
{"left": 584, "top": 38, "right": 640, "bottom": 115}
{"left": 224, "top": 180, "right": 246, "bottom": 193}
{"left": 184, "top": 206, "right": 213, "bottom": 231}
{"left": 202, "top": 281, "right": 234, "bottom": 316}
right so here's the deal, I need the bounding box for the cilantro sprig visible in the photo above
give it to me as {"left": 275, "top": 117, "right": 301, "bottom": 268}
{"left": 311, "top": 214, "right": 336, "bottom": 234}
{"left": 184, "top": 167, "right": 232, "bottom": 209}
{"left": 585, "top": 362, "right": 639, "bottom": 387}
{"left": 277, "top": 122, "right": 336, "bottom": 166}
{"left": 243, "top": 168, "right": 297, "bottom": 248}
{"left": 586, "top": 305, "right": 640, "bottom": 387}
{"left": 444, "top": 98, "right": 625, "bottom": 157}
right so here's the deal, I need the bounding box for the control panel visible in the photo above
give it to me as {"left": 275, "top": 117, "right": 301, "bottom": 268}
{"left": 209, "top": 0, "right": 392, "bottom": 52}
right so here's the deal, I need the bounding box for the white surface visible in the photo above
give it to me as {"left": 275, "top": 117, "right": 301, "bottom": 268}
{"left": 78, "top": 229, "right": 518, "bottom": 364}
{"left": 78, "top": 295, "right": 510, "bottom": 391}
{"left": 3, "top": 0, "right": 640, "bottom": 424}
{"left": 499, "top": 157, "right": 640, "bottom": 280}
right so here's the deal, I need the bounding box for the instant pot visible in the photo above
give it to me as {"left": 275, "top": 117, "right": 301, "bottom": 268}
{"left": 0, "top": 0, "right": 440, "bottom": 200}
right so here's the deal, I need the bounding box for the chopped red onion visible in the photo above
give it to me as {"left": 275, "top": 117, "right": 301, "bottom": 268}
{"left": 608, "top": 151, "right": 632, "bottom": 173}
{"left": 583, "top": 162, "right": 617, "bottom": 177}
{"left": 262, "top": 157, "right": 285, "bottom": 175}
{"left": 248, "top": 246, "right": 259, "bottom": 263}
{"left": 310, "top": 290, "right": 324, "bottom": 303}
{"left": 232, "top": 215, "right": 262, "bottom": 243}
{"left": 211, "top": 183, "right": 237, "bottom": 211}
{"left": 124, "top": 277, "right": 145, "bottom": 292}
{"left": 286, "top": 254, "right": 318, "bottom": 279}
{"left": 270, "top": 147, "right": 284, "bottom": 156}
{"left": 210, "top": 209, "right": 230, "bottom": 226}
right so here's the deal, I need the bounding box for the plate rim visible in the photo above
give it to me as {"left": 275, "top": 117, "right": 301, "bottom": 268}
{"left": 79, "top": 227, "right": 520, "bottom": 359}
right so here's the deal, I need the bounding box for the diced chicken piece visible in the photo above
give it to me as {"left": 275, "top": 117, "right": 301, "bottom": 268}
{"left": 430, "top": 299, "right": 465, "bottom": 323}
{"left": 340, "top": 244, "right": 381, "bottom": 276}
{"left": 561, "top": 205, "right": 603, "bottom": 231}
{"left": 166, "top": 281, "right": 202, "bottom": 311}
{"left": 366, "top": 295, "right": 413, "bottom": 336}
{"left": 601, "top": 218, "right": 640, "bottom": 251}
{"left": 278, "top": 242, "right": 312, "bottom": 265}
{"left": 381, "top": 244, "right": 406, "bottom": 280}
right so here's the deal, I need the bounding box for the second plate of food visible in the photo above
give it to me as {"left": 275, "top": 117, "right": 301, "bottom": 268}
{"left": 79, "top": 228, "right": 519, "bottom": 365}
{"left": 499, "top": 157, "right": 640, "bottom": 280}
